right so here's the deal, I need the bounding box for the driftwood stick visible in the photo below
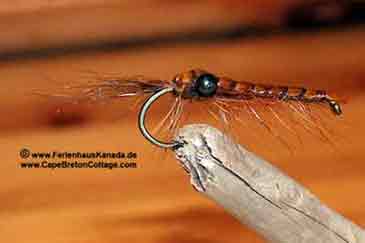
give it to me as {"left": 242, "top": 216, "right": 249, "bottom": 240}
{"left": 174, "top": 124, "right": 365, "bottom": 243}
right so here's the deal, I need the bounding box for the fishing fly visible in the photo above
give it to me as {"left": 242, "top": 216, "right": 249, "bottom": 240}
{"left": 138, "top": 69, "right": 342, "bottom": 149}
{"left": 39, "top": 69, "right": 343, "bottom": 150}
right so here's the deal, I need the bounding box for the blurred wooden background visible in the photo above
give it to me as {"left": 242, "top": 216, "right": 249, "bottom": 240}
{"left": 1, "top": 1, "right": 365, "bottom": 243}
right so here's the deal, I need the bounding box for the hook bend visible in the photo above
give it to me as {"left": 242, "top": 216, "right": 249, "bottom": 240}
{"left": 138, "top": 87, "right": 182, "bottom": 149}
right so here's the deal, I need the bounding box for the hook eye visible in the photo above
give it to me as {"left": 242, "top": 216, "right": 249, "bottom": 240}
{"left": 138, "top": 87, "right": 182, "bottom": 149}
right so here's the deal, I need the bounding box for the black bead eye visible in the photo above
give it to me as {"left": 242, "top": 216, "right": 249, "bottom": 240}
{"left": 195, "top": 74, "right": 218, "bottom": 97}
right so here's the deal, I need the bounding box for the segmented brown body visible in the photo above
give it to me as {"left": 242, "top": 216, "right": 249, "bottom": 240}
{"left": 171, "top": 69, "right": 342, "bottom": 115}
{"left": 217, "top": 77, "right": 342, "bottom": 115}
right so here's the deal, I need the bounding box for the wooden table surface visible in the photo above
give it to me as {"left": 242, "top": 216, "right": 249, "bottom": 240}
{"left": 1, "top": 1, "right": 364, "bottom": 243}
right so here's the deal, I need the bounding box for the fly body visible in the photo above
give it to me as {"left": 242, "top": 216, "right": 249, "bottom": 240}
{"left": 170, "top": 69, "right": 341, "bottom": 115}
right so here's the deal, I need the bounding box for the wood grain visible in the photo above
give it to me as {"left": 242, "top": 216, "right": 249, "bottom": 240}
{"left": 1, "top": 1, "right": 364, "bottom": 243}
{"left": 0, "top": 0, "right": 351, "bottom": 54}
